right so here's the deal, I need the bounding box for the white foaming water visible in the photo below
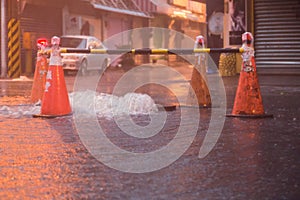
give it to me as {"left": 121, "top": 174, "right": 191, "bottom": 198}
{"left": 70, "top": 90, "right": 158, "bottom": 119}
{"left": 0, "top": 91, "right": 158, "bottom": 119}
{"left": 0, "top": 104, "right": 41, "bottom": 118}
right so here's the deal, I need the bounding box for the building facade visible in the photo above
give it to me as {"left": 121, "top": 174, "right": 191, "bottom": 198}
{"left": 150, "top": 0, "right": 206, "bottom": 48}
{"left": 222, "top": 0, "right": 300, "bottom": 73}
{"left": 1, "top": 0, "right": 299, "bottom": 76}
{"left": 14, "top": 0, "right": 206, "bottom": 74}
{"left": 252, "top": 0, "right": 300, "bottom": 73}
{"left": 6, "top": 0, "right": 154, "bottom": 74}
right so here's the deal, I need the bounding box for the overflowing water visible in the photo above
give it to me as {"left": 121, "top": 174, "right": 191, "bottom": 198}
{"left": 0, "top": 91, "right": 158, "bottom": 119}
{"left": 0, "top": 104, "right": 41, "bottom": 118}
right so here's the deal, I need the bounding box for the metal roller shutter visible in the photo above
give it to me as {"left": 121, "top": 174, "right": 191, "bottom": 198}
{"left": 20, "top": 4, "right": 62, "bottom": 73}
{"left": 254, "top": 0, "right": 300, "bottom": 69}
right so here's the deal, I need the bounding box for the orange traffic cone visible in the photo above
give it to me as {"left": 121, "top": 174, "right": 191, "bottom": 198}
{"left": 187, "top": 35, "right": 211, "bottom": 107}
{"left": 31, "top": 39, "right": 49, "bottom": 103}
{"left": 227, "top": 32, "right": 272, "bottom": 118}
{"left": 33, "top": 36, "right": 71, "bottom": 118}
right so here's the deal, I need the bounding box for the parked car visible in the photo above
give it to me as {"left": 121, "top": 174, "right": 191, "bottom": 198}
{"left": 60, "top": 35, "right": 110, "bottom": 75}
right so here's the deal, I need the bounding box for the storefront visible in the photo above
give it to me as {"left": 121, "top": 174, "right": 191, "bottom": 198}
{"left": 62, "top": 1, "right": 102, "bottom": 39}
{"left": 223, "top": 0, "right": 300, "bottom": 73}
{"left": 63, "top": 0, "right": 153, "bottom": 48}
{"left": 19, "top": 0, "right": 65, "bottom": 74}
{"left": 88, "top": 0, "right": 154, "bottom": 64}
{"left": 207, "top": 0, "right": 224, "bottom": 65}
{"left": 18, "top": 0, "right": 154, "bottom": 73}
{"left": 150, "top": 0, "right": 207, "bottom": 48}
{"left": 89, "top": 0, "right": 152, "bottom": 47}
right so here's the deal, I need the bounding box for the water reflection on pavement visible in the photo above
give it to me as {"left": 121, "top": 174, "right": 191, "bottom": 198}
{"left": 0, "top": 68, "right": 299, "bottom": 199}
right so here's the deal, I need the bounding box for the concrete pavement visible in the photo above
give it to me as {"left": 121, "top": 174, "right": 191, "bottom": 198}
{"left": 0, "top": 65, "right": 299, "bottom": 199}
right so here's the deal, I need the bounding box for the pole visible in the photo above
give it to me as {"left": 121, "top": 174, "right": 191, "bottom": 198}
{"left": 59, "top": 47, "right": 244, "bottom": 54}
{"left": 1, "top": 0, "right": 7, "bottom": 78}
{"left": 7, "top": 0, "right": 21, "bottom": 78}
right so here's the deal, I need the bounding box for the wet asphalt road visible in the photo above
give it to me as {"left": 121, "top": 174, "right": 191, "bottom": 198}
{"left": 0, "top": 64, "right": 299, "bottom": 199}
